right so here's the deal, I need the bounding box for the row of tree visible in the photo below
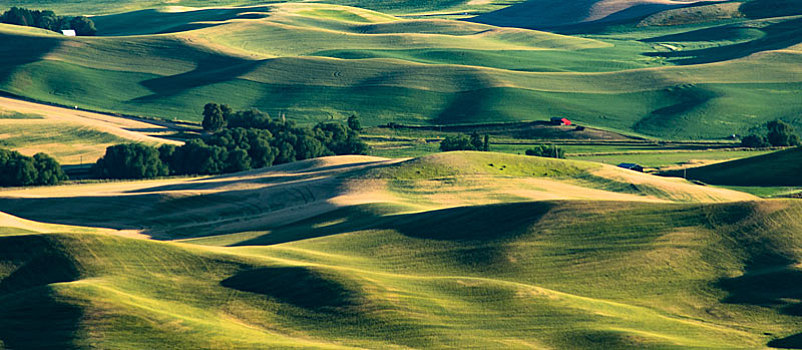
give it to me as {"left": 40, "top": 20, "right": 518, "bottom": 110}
{"left": 1, "top": 7, "right": 96, "bottom": 35}
{"left": 439, "top": 132, "right": 490, "bottom": 152}
{"left": 94, "top": 104, "right": 369, "bottom": 179}
{"left": 0, "top": 148, "right": 67, "bottom": 187}
{"left": 741, "top": 120, "right": 800, "bottom": 148}
{"left": 525, "top": 144, "right": 565, "bottom": 159}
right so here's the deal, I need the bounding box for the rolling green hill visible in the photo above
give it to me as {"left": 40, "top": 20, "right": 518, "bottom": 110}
{"left": 661, "top": 147, "right": 802, "bottom": 186}
{"left": 0, "top": 153, "right": 801, "bottom": 348}
{"left": 3, "top": 1, "right": 802, "bottom": 348}
{"left": 2, "top": 0, "right": 519, "bottom": 16}
{"left": 0, "top": 152, "right": 755, "bottom": 239}
{"left": 0, "top": 2, "right": 800, "bottom": 139}
{"left": 0, "top": 97, "right": 182, "bottom": 165}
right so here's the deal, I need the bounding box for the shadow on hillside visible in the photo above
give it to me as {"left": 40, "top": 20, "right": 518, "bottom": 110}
{"left": 221, "top": 266, "right": 356, "bottom": 310}
{"left": 0, "top": 31, "right": 61, "bottom": 87}
{"left": 0, "top": 235, "right": 84, "bottom": 348}
{"left": 233, "top": 201, "right": 553, "bottom": 246}
{"left": 717, "top": 257, "right": 802, "bottom": 316}
{"left": 0, "top": 174, "right": 344, "bottom": 239}
{"left": 466, "top": 0, "right": 676, "bottom": 29}
{"left": 389, "top": 201, "right": 553, "bottom": 241}
{"left": 769, "top": 332, "right": 802, "bottom": 349}
{"left": 633, "top": 84, "right": 717, "bottom": 135}
{"left": 642, "top": 17, "right": 802, "bottom": 65}
{"left": 435, "top": 89, "right": 491, "bottom": 125}
{"left": 136, "top": 57, "right": 264, "bottom": 101}
{"left": 719, "top": 261, "right": 802, "bottom": 349}
{"left": 93, "top": 6, "right": 272, "bottom": 36}
{"left": 739, "top": 0, "right": 802, "bottom": 19}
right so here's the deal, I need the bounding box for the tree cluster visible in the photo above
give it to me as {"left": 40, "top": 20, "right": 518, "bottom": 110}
{"left": 1, "top": 7, "right": 96, "bottom": 35}
{"left": 94, "top": 104, "right": 369, "bottom": 179}
{"left": 92, "top": 143, "right": 168, "bottom": 179}
{"left": 741, "top": 120, "right": 801, "bottom": 148}
{"left": 0, "top": 148, "right": 67, "bottom": 187}
{"left": 525, "top": 144, "right": 565, "bottom": 159}
{"left": 439, "top": 132, "right": 489, "bottom": 152}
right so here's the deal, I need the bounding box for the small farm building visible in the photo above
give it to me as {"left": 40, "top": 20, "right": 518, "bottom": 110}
{"left": 62, "top": 30, "right": 76, "bottom": 36}
{"left": 618, "top": 163, "right": 644, "bottom": 172}
{"left": 550, "top": 117, "right": 572, "bottom": 126}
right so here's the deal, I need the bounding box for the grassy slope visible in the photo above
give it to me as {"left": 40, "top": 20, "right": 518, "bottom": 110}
{"left": 661, "top": 147, "right": 802, "bottom": 186}
{"left": 0, "top": 152, "right": 755, "bottom": 239}
{"left": 0, "top": 153, "right": 801, "bottom": 348}
{"left": 1, "top": 0, "right": 515, "bottom": 16}
{"left": 0, "top": 3, "right": 800, "bottom": 139}
{"left": 0, "top": 97, "right": 182, "bottom": 164}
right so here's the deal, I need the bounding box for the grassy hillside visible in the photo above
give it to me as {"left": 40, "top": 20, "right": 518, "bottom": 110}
{"left": 661, "top": 147, "right": 802, "bottom": 186}
{"left": 0, "top": 97, "right": 182, "bottom": 165}
{"left": 0, "top": 152, "right": 755, "bottom": 239}
{"left": 0, "top": 153, "right": 801, "bottom": 348}
{"left": 2, "top": 0, "right": 519, "bottom": 16}
{"left": 0, "top": 2, "right": 800, "bottom": 139}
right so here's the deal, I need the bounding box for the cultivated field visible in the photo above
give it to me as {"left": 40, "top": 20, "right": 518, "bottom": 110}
{"left": 1, "top": 152, "right": 801, "bottom": 348}
{"left": 0, "top": 97, "right": 182, "bottom": 164}
{"left": 2, "top": 0, "right": 802, "bottom": 348}
{"left": 0, "top": 1, "right": 800, "bottom": 138}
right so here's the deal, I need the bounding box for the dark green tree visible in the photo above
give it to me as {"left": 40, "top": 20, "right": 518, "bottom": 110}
{"left": 169, "top": 139, "right": 228, "bottom": 175}
{"left": 32, "top": 152, "right": 67, "bottom": 185}
{"left": 767, "top": 120, "right": 801, "bottom": 147}
{"left": 525, "top": 144, "right": 565, "bottom": 159}
{"left": 69, "top": 16, "right": 96, "bottom": 36}
{"left": 482, "top": 134, "right": 490, "bottom": 152}
{"left": 202, "top": 103, "right": 226, "bottom": 132}
{"left": 347, "top": 114, "right": 362, "bottom": 131}
{"left": 225, "top": 148, "right": 251, "bottom": 173}
{"left": 227, "top": 109, "right": 273, "bottom": 129}
{"left": 34, "top": 10, "right": 59, "bottom": 31}
{"left": 0, "top": 148, "right": 67, "bottom": 187}
{"left": 93, "top": 144, "right": 168, "bottom": 179}
{"left": 439, "top": 134, "right": 474, "bottom": 152}
{"left": 157, "top": 144, "right": 177, "bottom": 171}
{"left": 469, "top": 131, "right": 483, "bottom": 151}
{"left": 2, "top": 7, "right": 34, "bottom": 26}
{"left": 741, "top": 134, "right": 770, "bottom": 148}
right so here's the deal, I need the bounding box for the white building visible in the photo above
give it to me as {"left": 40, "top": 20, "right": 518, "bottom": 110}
{"left": 61, "top": 30, "right": 76, "bottom": 37}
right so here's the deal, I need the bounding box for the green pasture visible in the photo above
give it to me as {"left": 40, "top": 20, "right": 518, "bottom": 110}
{"left": 2, "top": 184, "right": 802, "bottom": 348}
{"left": 0, "top": 3, "right": 799, "bottom": 139}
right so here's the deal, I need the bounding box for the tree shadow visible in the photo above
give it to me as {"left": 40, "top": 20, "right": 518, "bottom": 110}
{"left": 0, "top": 235, "right": 84, "bottom": 349}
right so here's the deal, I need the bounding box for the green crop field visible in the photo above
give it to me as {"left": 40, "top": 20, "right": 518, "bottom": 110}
{"left": 0, "top": 152, "right": 800, "bottom": 348}
{"left": 0, "top": 0, "right": 800, "bottom": 139}
{"left": 2, "top": 0, "right": 802, "bottom": 348}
